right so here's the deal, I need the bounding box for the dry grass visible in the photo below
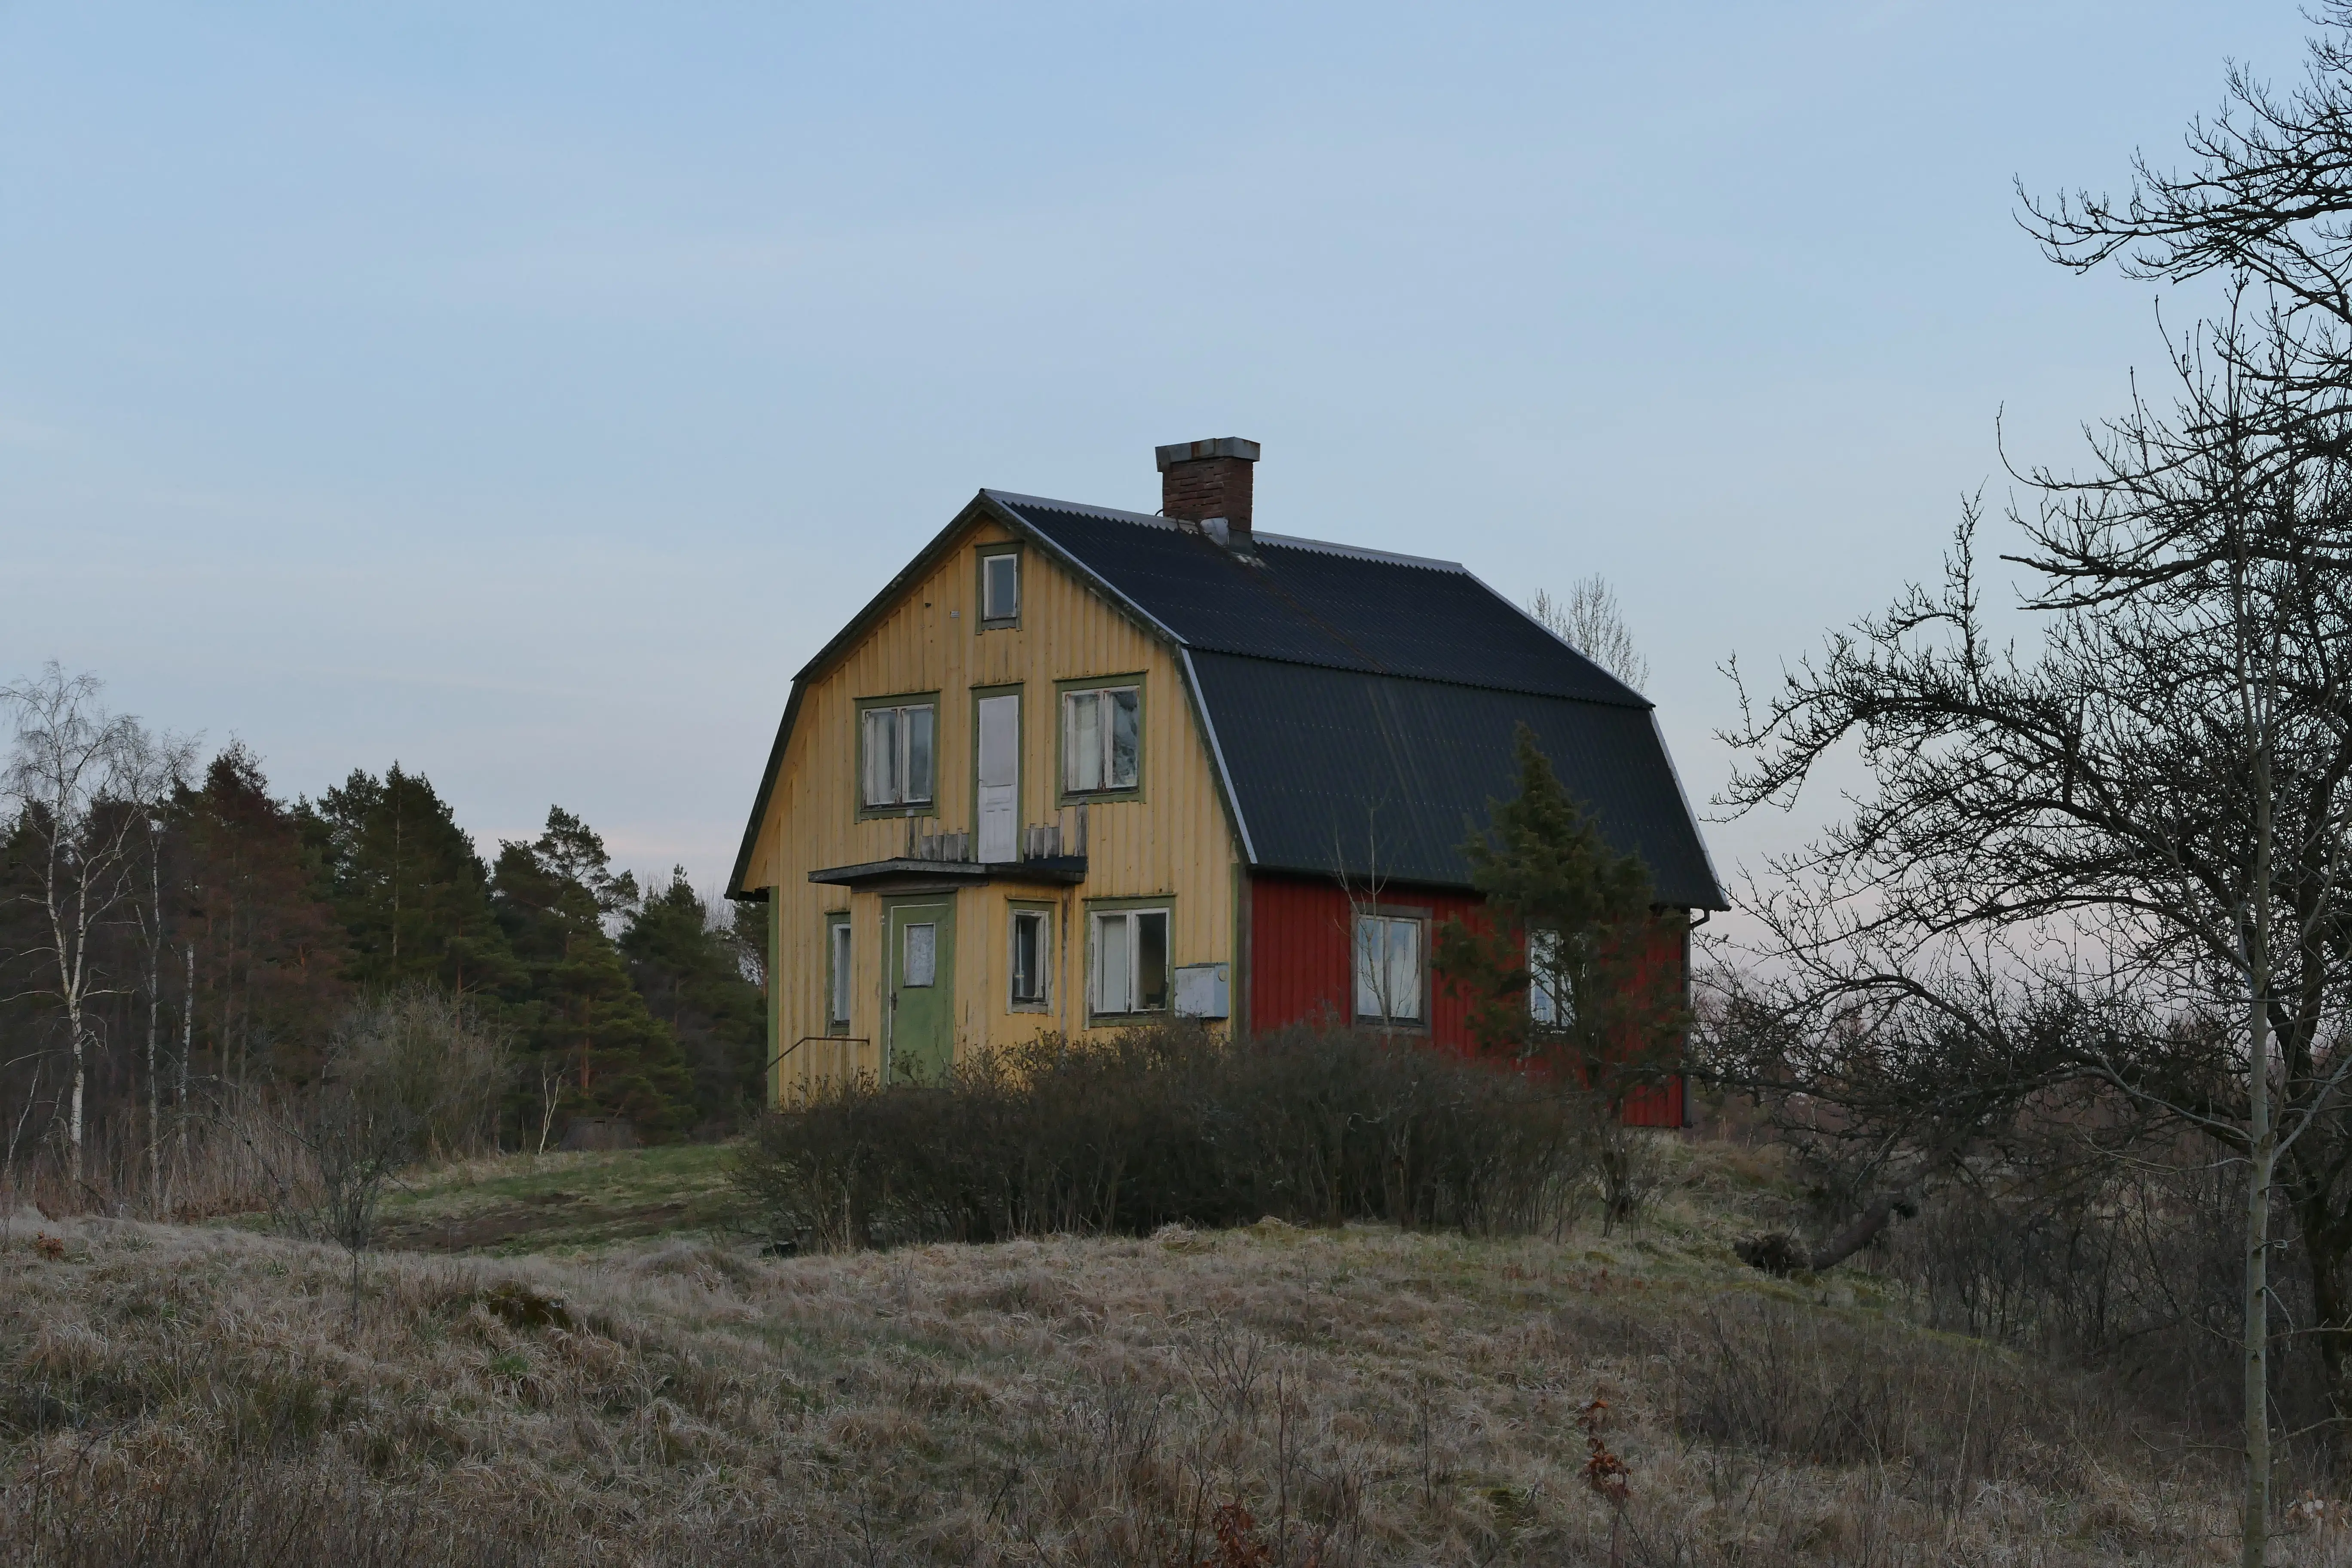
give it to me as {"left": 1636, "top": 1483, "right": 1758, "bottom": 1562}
{"left": 0, "top": 1138, "right": 2340, "bottom": 1565}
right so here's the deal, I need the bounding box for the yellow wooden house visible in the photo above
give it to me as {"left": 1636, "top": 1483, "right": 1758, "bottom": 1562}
{"left": 726, "top": 439, "right": 1724, "bottom": 1108}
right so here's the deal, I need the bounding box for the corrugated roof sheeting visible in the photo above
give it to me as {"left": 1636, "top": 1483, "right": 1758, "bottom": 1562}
{"left": 1187, "top": 653, "right": 1727, "bottom": 909}
{"left": 992, "top": 494, "right": 1646, "bottom": 705}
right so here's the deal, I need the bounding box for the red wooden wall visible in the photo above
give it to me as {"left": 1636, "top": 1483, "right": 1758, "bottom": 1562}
{"left": 1244, "top": 873, "right": 1686, "bottom": 1127}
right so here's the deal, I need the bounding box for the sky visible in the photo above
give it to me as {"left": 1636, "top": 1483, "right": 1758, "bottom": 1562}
{"left": 0, "top": 2, "right": 2320, "bottom": 899}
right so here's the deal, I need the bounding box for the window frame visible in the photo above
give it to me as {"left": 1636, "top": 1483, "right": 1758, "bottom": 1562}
{"left": 1008, "top": 900, "right": 1054, "bottom": 1012}
{"left": 970, "top": 683, "right": 1025, "bottom": 857}
{"left": 1351, "top": 906, "right": 1431, "bottom": 1029}
{"left": 976, "top": 542, "right": 1022, "bottom": 629}
{"left": 1057, "top": 673, "right": 1148, "bottom": 804}
{"left": 854, "top": 691, "right": 940, "bottom": 821}
{"left": 824, "top": 912, "right": 853, "bottom": 1034}
{"left": 1086, "top": 895, "right": 1174, "bottom": 1023}
{"left": 1527, "top": 926, "right": 1577, "bottom": 1032}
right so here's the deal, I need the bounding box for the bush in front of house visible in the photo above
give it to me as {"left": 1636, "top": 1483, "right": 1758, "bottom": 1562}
{"left": 733, "top": 1025, "right": 1592, "bottom": 1250}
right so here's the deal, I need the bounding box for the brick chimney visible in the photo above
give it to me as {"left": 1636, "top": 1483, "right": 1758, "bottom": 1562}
{"left": 1156, "top": 438, "right": 1260, "bottom": 548}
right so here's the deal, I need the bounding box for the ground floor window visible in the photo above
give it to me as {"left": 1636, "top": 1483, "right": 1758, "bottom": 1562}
{"left": 826, "top": 916, "right": 852, "bottom": 1031}
{"left": 1528, "top": 927, "right": 1571, "bottom": 1028}
{"left": 1091, "top": 907, "right": 1169, "bottom": 1015}
{"left": 1354, "top": 913, "right": 1424, "bottom": 1023}
{"left": 1010, "top": 906, "right": 1051, "bottom": 1008}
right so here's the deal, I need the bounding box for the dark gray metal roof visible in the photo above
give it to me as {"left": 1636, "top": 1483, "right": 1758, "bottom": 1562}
{"left": 1185, "top": 653, "right": 1723, "bottom": 908}
{"left": 987, "top": 493, "right": 1647, "bottom": 704}
{"left": 989, "top": 492, "right": 1724, "bottom": 910}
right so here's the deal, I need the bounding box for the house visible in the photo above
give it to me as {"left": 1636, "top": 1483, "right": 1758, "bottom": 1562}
{"left": 726, "top": 438, "right": 1727, "bottom": 1122}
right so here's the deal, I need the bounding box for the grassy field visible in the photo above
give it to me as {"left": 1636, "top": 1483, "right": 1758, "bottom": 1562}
{"left": 371, "top": 1142, "right": 745, "bottom": 1254}
{"left": 0, "top": 1137, "right": 2333, "bottom": 1565}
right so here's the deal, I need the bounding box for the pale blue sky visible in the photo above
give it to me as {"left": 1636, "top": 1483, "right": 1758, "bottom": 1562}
{"left": 0, "top": 3, "right": 2312, "bottom": 889}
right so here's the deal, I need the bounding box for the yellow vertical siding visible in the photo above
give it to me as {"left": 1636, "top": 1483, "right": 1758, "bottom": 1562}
{"left": 747, "top": 516, "right": 1242, "bottom": 1102}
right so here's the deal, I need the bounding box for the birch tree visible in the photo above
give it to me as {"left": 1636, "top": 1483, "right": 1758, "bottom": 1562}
{"left": 1, "top": 665, "right": 185, "bottom": 1183}
{"left": 1528, "top": 576, "right": 1650, "bottom": 692}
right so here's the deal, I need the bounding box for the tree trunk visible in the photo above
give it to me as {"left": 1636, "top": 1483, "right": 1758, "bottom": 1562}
{"left": 2246, "top": 968, "right": 2275, "bottom": 1568}
{"left": 66, "top": 1004, "right": 84, "bottom": 1186}
{"left": 177, "top": 941, "right": 194, "bottom": 1179}
{"left": 147, "top": 850, "right": 161, "bottom": 1211}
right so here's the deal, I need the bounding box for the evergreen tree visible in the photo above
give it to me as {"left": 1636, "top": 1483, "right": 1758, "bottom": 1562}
{"left": 1433, "top": 725, "right": 1685, "bottom": 1109}
{"left": 492, "top": 807, "right": 693, "bottom": 1139}
{"left": 309, "top": 764, "right": 517, "bottom": 995}
{"left": 179, "top": 744, "right": 352, "bottom": 1087}
{"left": 620, "top": 869, "right": 766, "bottom": 1130}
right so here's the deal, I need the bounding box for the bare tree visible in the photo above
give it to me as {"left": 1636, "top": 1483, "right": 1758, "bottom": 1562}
{"left": 1712, "top": 296, "right": 2352, "bottom": 1566}
{"left": 0, "top": 666, "right": 188, "bottom": 1183}
{"left": 1529, "top": 577, "right": 1650, "bottom": 692}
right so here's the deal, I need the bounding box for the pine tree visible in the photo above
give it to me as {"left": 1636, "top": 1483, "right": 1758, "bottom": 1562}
{"left": 620, "top": 869, "right": 766, "bottom": 1131}
{"left": 492, "top": 808, "right": 693, "bottom": 1140}
{"left": 308, "top": 765, "right": 518, "bottom": 995}
{"left": 178, "top": 744, "right": 352, "bottom": 1087}
{"left": 1433, "top": 725, "right": 1684, "bottom": 1107}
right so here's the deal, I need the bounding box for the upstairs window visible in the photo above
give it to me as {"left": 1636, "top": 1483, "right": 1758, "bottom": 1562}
{"left": 1010, "top": 907, "right": 1050, "bottom": 1008}
{"left": 1091, "top": 908, "right": 1169, "bottom": 1015}
{"left": 1063, "top": 685, "right": 1141, "bottom": 794}
{"left": 861, "top": 701, "right": 936, "bottom": 808}
{"left": 981, "top": 550, "right": 1020, "bottom": 624}
{"left": 1354, "top": 913, "right": 1424, "bottom": 1024}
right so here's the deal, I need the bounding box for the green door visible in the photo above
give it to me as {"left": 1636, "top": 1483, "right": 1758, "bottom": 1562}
{"left": 885, "top": 897, "right": 956, "bottom": 1084}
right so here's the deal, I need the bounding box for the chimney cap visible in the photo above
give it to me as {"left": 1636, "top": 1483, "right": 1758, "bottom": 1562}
{"left": 1155, "top": 437, "right": 1261, "bottom": 471}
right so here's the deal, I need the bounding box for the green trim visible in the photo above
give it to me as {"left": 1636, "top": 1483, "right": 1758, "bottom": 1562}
{"left": 854, "top": 690, "right": 941, "bottom": 823}
{"left": 1005, "top": 897, "right": 1056, "bottom": 1012}
{"left": 975, "top": 541, "right": 1023, "bottom": 630}
{"left": 823, "top": 910, "right": 853, "bottom": 1036}
{"left": 1054, "top": 671, "right": 1148, "bottom": 806}
{"left": 1082, "top": 893, "right": 1176, "bottom": 1026}
{"left": 968, "top": 682, "right": 1025, "bottom": 846}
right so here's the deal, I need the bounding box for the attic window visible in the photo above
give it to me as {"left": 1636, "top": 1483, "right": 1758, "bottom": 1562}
{"left": 981, "top": 550, "right": 1020, "bottom": 624}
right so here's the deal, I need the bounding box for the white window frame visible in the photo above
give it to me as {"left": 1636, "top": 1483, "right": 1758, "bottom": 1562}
{"left": 860, "top": 701, "right": 937, "bottom": 808}
{"left": 1528, "top": 927, "right": 1574, "bottom": 1030}
{"left": 826, "top": 917, "right": 853, "bottom": 1030}
{"left": 1009, "top": 906, "right": 1051, "bottom": 1010}
{"left": 1353, "top": 912, "right": 1425, "bottom": 1024}
{"left": 1090, "top": 906, "right": 1170, "bottom": 1016}
{"left": 981, "top": 551, "right": 1020, "bottom": 623}
{"left": 1063, "top": 685, "right": 1141, "bottom": 794}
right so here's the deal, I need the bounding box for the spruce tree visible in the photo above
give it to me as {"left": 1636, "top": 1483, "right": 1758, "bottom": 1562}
{"left": 492, "top": 807, "right": 693, "bottom": 1140}
{"left": 620, "top": 869, "right": 766, "bottom": 1130}
{"left": 309, "top": 765, "right": 518, "bottom": 995}
{"left": 1433, "top": 725, "right": 1684, "bottom": 1107}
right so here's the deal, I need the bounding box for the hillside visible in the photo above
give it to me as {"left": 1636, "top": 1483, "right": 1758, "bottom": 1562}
{"left": 0, "top": 1139, "right": 2294, "bottom": 1566}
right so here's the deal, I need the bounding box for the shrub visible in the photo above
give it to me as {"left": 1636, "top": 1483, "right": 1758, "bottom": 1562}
{"left": 734, "top": 1025, "right": 1593, "bottom": 1249}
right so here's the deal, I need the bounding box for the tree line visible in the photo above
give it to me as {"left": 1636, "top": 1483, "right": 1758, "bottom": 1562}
{"left": 0, "top": 664, "right": 769, "bottom": 1197}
